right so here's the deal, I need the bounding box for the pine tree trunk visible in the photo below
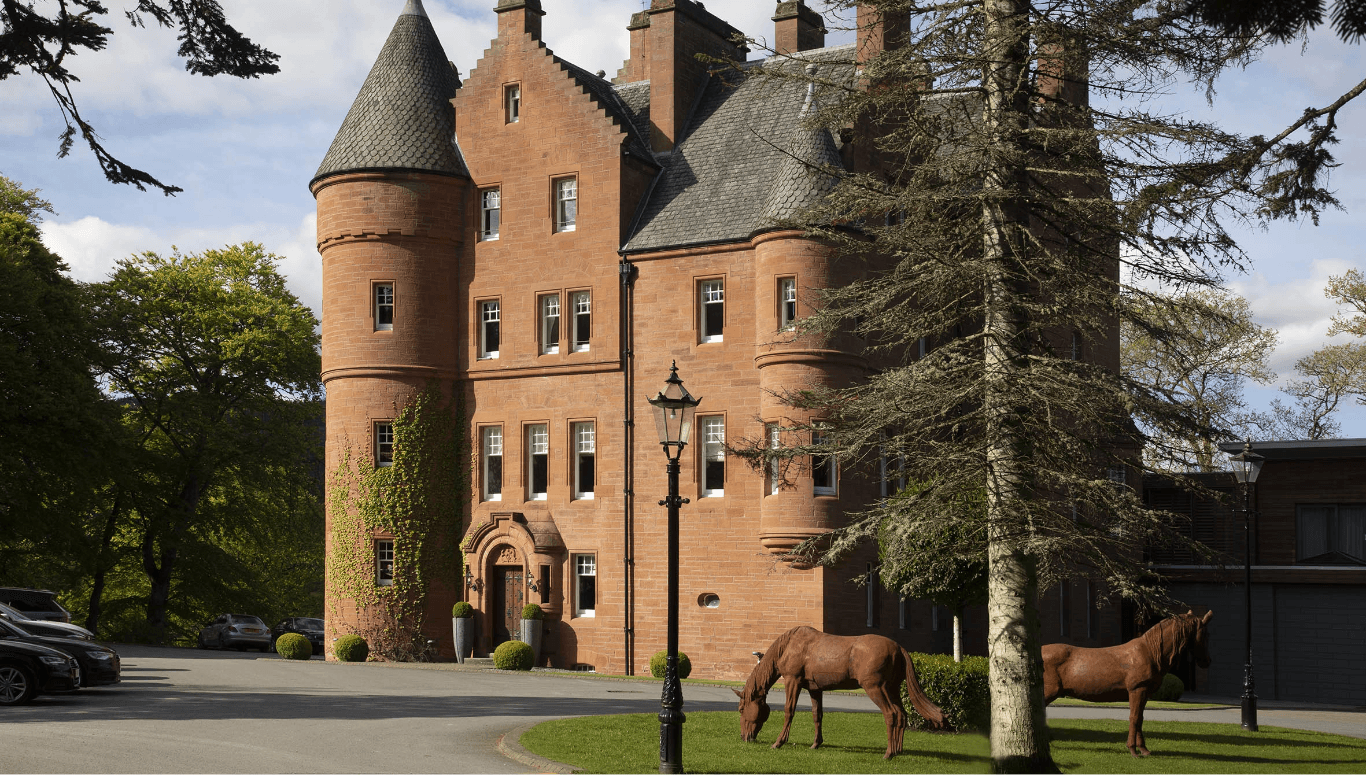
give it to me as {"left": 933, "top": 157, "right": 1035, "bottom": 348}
{"left": 982, "top": 0, "right": 1057, "bottom": 770}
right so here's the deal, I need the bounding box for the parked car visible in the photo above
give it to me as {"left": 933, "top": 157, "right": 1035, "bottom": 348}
{"left": 197, "top": 614, "right": 272, "bottom": 652}
{"left": 0, "top": 588, "right": 72, "bottom": 623}
{"left": 270, "top": 617, "right": 325, "bottom": 655}
{"left": 0, "top": 619, "right": 120, "bottom": 687}
{"left": 0, "top": 602, "right": 94, "bottom": 641}
{"left": 0, "top": 636, "right": 79, "bottom": 705}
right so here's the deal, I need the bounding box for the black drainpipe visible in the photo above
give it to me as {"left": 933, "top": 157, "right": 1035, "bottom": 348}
{"left": 619, "top": 258, "right": 638, "bottom": 674}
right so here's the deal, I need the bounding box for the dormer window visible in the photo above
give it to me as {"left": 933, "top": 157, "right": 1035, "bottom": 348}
{"left": 505, "top": 84, "right": 521, "bottom": 124}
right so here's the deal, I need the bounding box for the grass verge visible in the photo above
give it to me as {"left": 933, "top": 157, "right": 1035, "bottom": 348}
{"left": 520, "top": 711, "right": 1366, "bottom": 774}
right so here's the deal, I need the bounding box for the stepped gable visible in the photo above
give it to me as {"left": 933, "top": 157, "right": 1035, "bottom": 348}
{"left": 312, "top": 0, "right": 468, "bottom": 184}
{"left": 613, "top": 80, "right": 652, "bottom": 144}
{"left": 554, "top": 59, "right": 655, "bottom": 164}
{"left": 622, "top": 44, "right": 855, "bottom": 254}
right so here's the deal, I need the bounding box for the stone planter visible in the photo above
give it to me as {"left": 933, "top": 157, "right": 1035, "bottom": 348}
{"left": 519, "top": 619, "right": 543, "bottom": 667}
{"left": 452, "top": 617, "right": 474, "bottom": 664}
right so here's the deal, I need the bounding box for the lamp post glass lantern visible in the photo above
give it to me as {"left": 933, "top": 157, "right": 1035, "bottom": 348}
{"left": 1229, "top": 439, "right": 1264, "bottom": 732}
{"left": 647, "top": 361, "right": 700, "bottom": 774}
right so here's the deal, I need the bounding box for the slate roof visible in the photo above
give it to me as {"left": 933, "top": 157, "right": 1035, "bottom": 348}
{"left": 622, "top": 44, "right": 855, "bottom": 254}
{"left": 555, "top": 61, "right": 655, "bottom": 165}
{"left": 312, "top": 0, "right": 467, "bottom": 184}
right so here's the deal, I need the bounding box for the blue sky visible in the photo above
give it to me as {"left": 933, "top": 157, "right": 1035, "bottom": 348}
{"left": 4, "top": 0, "right": 1365, "bottom": 435}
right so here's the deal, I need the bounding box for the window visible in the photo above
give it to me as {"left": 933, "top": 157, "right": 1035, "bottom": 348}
{"left": 811, "top": 427, "right": 836, "bottom": 496}
{"left": 865, "top": 564, "right": 879, "bottom": 628}
{"left": 481, "top": 189, "right": 501, "bottom": 240}
{"left": 1297, "top": 504, "right": 1366, "bottom": 562}
{"left": 1106, "top": 466, "right": 1127, "bottom": 488}
{"left": 375, "top": 422, "right": 394, "bottom": 467}
{"left": 571, "top": 291, "right": 591, "bottom": 352}
{"left": 701, "top": 416, "right": 725, "bottom": 497}
{"left": 1059, "top": 583, "right": 1072, "bottom": 637}
{"left": 1086, "top": 581, "right": 1099, "bottom": 639}
{"left": 482, "top": 426, "right": 503, "bottom": 501}
{"left": 931, "top": 605, "right": 943, "bottom": 632}
{"left": 555, "top": 177, "right": 577, "bottom": 232}
{"left": 574, "top": 553, "right": 596, "bottom": 617}
{"left": 700, "top": 280, "right": 724, "bottom": 342}
{"left": 1070, "top": 331, "right": 1082, "bottom": 360}
{"left": 479, "top": 300, "right": 500, "bottom": 359}
{"left": 880, "top": 449, "right": 905, "bottom": 498}
{"left": 573, "top": 422, "right": 595, "bottom": 500}
{"left": 917, "top": 336, "right": 928, "bottom": 359}
{"left": 540, "top": 294, "right": 561, "bottom": 354}
{"left": 778, "top": 277, "right": 797, "bottom": 330}
{"left": 505, "top": 84, "right": 520, "bottom": 123}
{"left": 767, "top": 424, "right": 780, "bottom": 496}
{"left": 375, "top": 540, "right": 394, "bottom": 586}
{"left": 527, "top": 424, "right": 548, "bottom": 500}
{"left": 375, "top": 284, "right": 394, "bottom": 331}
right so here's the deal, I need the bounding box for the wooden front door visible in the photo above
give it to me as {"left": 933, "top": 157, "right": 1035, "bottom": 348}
{"left": 493, "top": 565, "right": 523, "bottom": 646}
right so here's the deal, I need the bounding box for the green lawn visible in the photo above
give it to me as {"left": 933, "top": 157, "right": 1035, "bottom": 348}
{"left": 520, "top": 711, "right": 1366, "bottom": 774}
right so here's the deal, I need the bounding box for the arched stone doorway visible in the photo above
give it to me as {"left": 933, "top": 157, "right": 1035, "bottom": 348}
{"left": 462, "top": 511, "right": 566, "bottom": 658}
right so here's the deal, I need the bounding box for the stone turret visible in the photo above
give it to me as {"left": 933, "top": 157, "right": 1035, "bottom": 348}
{"left": 310, "top": 0, "right": 469, "bottom": 659}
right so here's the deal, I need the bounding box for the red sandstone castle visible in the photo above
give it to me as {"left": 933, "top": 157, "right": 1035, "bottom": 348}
{"left": 311, "top": 0, "right": 1117, "bottom": 677}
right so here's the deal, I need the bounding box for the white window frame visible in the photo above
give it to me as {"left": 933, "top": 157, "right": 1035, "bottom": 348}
{"left": 481, "top": 426, "right": 503, "bottom": 501}
{"left": 700, "top": 279, "right": 724, "bottom": 343}
{"left": 527, "top": 424, "right": 549, "bottom": 501}
{"left": 375, "top": 422, "right": 394, "bottom": 467}
{"left": 540, "top": 293, "right": 561, "bottom": 355}
{"left": 701, "top": 416, "right": 725, "bottom": 498}
{"left": 811, "top": 427, "right": 836, "bottom": 497}
{"left": 375, "top": 284, "right": 394, "bottom": 331}
{"left": 767, "top": 423, "right": 780, "bottom": 496}
{"left": 879, "top": 449, "right": 906, "bottom": 498}
{"left": 573, "top": 421, "right": 595, "bottom": 500}
{"left": 375, "top": 539, "right": 394, "bottom": 586}
{"left": 571, "top": 291, "right": 591, "bottom": 352}
{"left": 479, "top": 300, "right": 500, "bottom": 360}
{"left": 505, "top": 84, "right": 521, "bottom": 124}
{"left": 573, "top": 553, "right": 596, "bottom": 618}
{"left": 778, "top": 277, "right": 797, "bottom": 330}
{"left": 480, "top": 188, "right": 501, "bottom": 241}
{"left": 555, "top": 177, "right": 577, "bottom": 233}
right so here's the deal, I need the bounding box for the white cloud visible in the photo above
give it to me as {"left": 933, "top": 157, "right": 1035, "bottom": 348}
{"left": 1229, "top": 257, "right": 1362, "bottom": 378}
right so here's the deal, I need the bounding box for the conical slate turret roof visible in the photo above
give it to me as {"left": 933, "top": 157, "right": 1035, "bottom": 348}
{"left": 312, "top": 0, "right": 467, "bottom": 184}
{"left": 761, "top": 72, "right": 842, "bottom": 224}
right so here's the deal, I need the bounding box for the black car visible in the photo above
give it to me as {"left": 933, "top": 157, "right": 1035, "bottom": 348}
{"left": 0, "top": 602, "right": 95, "bottom": 641}
{"left": 270, "top": 617, "right": 325, "bottom": 655}
{"left": 0, "top": 619, "right": 120, "bottom": 687}
{"left": 0, "top": 639, "right": 79, "bottom": 706}
{"left": 0, "top": 588, "right": 72, "bottom": 623}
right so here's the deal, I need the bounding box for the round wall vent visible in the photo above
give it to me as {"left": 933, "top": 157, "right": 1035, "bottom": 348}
{"left": 697, "top": 593, "right": 720, "bottom": 608}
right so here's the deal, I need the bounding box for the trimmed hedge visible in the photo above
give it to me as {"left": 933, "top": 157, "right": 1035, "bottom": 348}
{"left": 451, "top": 601, "right": 474, "bottom": 618}
{"left": 334, "top": 634, "right": 369, "bottom": 663}
{"left": 521, "top": 603, "right": 544, "bottom": 620}
{"left": 1154, "top": 672, "right": 1184, "bottom": 701}
{"left": 649, "top": 650, "right": 692, "bottom": 679}
{"left": 901, "top": 653, "right": 990, "bottom": 732}
{"left": 275, "top": 633, "right": 312, "bottom": 660}
{"left": 494, "top": 639, "right": 535, "bottom": 670}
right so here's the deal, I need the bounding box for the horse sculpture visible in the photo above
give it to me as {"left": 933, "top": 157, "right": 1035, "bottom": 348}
{"left": 734, "top": 626, "right": 944, "bottom": 759}
{"left": 1043, "top": 609, "right": 1213, "bottom": 757}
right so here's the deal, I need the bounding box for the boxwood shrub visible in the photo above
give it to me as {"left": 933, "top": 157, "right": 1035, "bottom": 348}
{"left": 494, "top": 639, "right": 535, "bottom": 670}
{"left": 334, "top": 634, "right": 369, "bottom": 663}
{"left": 901, "top": 653, "right": 990, "bottom": 732}
{"left": 1154, "top": 673, "right": 1184, "bottom": 701}
{"left": 451, "top": 601, "right": 474, "bottom": 618}
{"left": 275, "top": 633, "right": 312, "bottom": 661}
{"left": 521, "top": 604, "right": 544, "bottom": 620}
{"left": 649, "top": 650, "right": 692, "bottom": 679}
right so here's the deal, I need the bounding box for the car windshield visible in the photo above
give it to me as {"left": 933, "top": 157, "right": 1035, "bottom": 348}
{"left": 230, "top": 615, "right": 265, "bottom": 626}
{"left": 0, "top": 602, "right": 32, "bottom": 621}
{"left": 298, "top": 618, "right": 324, "bottom": 630}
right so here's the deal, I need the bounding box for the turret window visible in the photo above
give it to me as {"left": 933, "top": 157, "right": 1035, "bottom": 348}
{"left": 375, "top": 540, "right": 394, "bottom": 586}
{"left": 555, "top": 177, "right": 577, "bottom": 232}
{"left": 505, "top": 84, "right": 521, "bottom": 124}
{"left": 481, "top": 189, "right": 501, "bottom": 241}
{"left": 375, "top": 284, "right": 394, "bottom": 331}
{"left": 571, "top": 291, "right": 591, "bottom": 352}
{"left": 812, "top": 426, "right": 836, "bottom": 496}
{"left": 479, "top": 300, "right": 500, "bottom": 359}
{"left": 375, "top": 422, "right": 394, "bottom": 467}
{"left": 779, "top": 277, "right": 797, "bottom": 330}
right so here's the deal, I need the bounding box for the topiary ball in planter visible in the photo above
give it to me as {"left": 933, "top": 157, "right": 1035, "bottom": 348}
{"left": 1153, "top": 673, "right": 1185, "bottom": 701}
{"left": 452, "top": 601, "right": 474, "bottom": 618}
{"left": 521, "top": 603, "right": 544, "bottom": 620}
{"left": 650, "top": 650, "right": 692, "bottom": 679}
{"left": 334, "top": 634, "right": 369, "bottom": 663}
{"left": 275, "top": 633, "right": 313, "bottom": 661}
{"left": 494, "top": 639, "right": 535, "bottom": 670}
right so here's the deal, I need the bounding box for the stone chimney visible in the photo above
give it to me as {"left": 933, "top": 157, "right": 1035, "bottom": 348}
{"left": 1036, "top": 32, "right": 1088, "bottom": 109}
{"left": 496, "top": 0, "right": 544, "bottom": 42}
{"left": 856, "top": 3, "right": 908, "bottom": 69}
{"left": 632, "top": 0, "right": 748, "bottom": 152}
{"left": 772, "top": 1, "right": 825, "bottom": 55}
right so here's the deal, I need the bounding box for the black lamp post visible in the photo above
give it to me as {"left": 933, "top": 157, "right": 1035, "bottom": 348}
{"left": 1229, "top": 439, "right": 1265, "bottom": 732}
{"left": 647, "top": 361, "right": 700, "bottom": 774}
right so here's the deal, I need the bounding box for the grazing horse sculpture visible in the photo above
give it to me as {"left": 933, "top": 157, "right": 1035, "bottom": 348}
{"left": 734, "top": 626, "right": 944, "bottom": 759}
{"left": 1043, "top": 609, "right": 1213, "bottom": 757}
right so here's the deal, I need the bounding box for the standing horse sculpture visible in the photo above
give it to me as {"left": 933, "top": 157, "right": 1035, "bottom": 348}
{"left": 1044, "top": 609, "right": 1213, "bottom": 757}
{"left": 734, "top": 626, "right": 944, "bottom": 759}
